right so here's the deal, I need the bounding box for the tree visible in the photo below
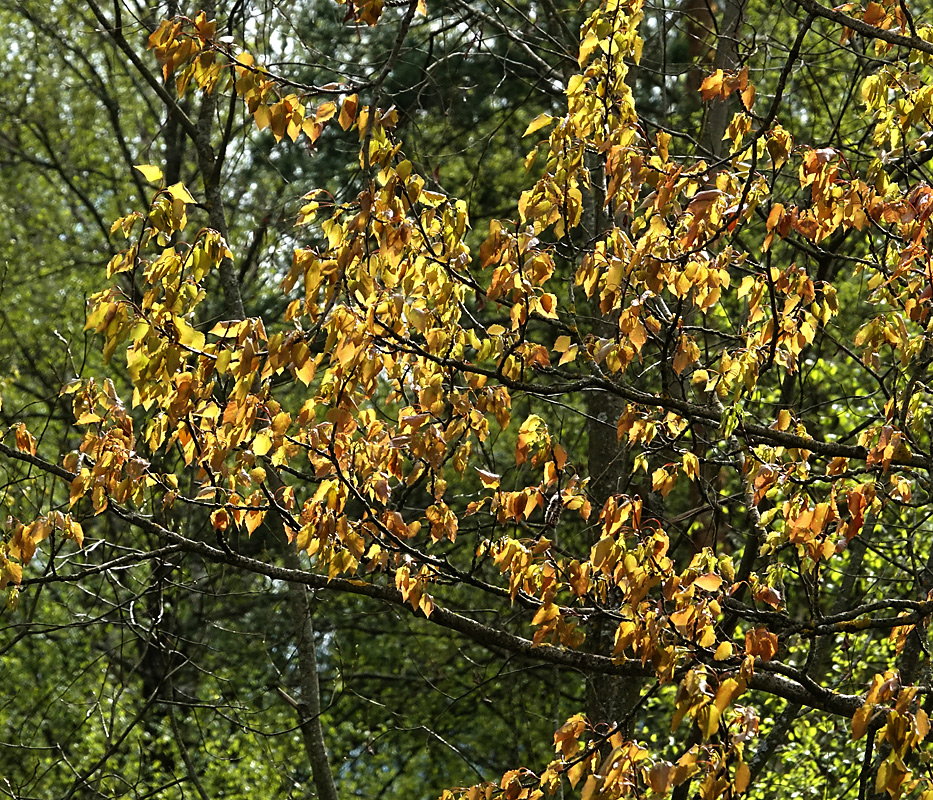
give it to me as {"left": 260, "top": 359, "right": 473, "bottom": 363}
{"left": 3, "top": 0, "right": 933, "bottom": 798}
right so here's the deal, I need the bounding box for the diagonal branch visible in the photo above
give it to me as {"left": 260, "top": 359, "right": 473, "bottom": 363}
{"left": 0, "top": 441, "right": 867, "bottom": 721}
{"left": 793, "top": 0, "right": 933, "bottom": 57}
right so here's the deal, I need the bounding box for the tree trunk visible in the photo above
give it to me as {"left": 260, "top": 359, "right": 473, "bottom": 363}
{"left": 585, "top": 391, "right": 641, "bottom": 737}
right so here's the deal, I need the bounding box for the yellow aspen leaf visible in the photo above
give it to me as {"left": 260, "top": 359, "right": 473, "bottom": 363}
{"left": 714, "top": 677, "right": 745, "bottom": 712}
{"left": 253, "top": 104, "right": 271, "bottom": 131}
{"left": 419, "top": 592, "right": 434, "bottom": 618}
{"left": 522, "top": 113, "right": 554, "bottom": 138}
{"left": 714, "top": 641, "right": 734, "bottom": 661}
{"left": 652, "top": 467, "right": 676, "bottom": 497}
{"left": 69, "top": 470, "right": 90, "bottom": 508}
{"left": 673, "top": 335, "right": 699, "bottom": 374}
{"left": 52, "top": 513, "right": 84, "bottom": 547}
{"left": 475, "top": 468, "right": 500, "bottom": 488}
{"left": 874, "top": 760, "right": 894, "bottom": 797}
{"left": 657, "top": 130, "right": 671, "bottom": 161}
{"left": 8, "top": 526, "right": 35, "bottom": 564}
{"left": 14, "top": 423, "right": 37, "bottom": 456}
{"left": 699, "top": 70, "right": 724, "bottom": 101}
{"left": 567, "top": 761, "right": 587, "bottom": 788}
{"left": 176, "top": 318, "right": 206, "bottom": 350}
{"left": 0, "top": 560, "right": 22, "bottom": 589}
{"left": 734, "top": 762, "right": 751, "bottom": 794}
{"left": 558, "top": 345, "right": 578, "bottom": 365}
{"left": 755, "top": 585, "right": 783, "bottom": 608}
{"left": 669, "top": 607, "right": 696, "bottom": 629}
{"left": 580, "top": 775, "right": 599, "bottom": 800}
{"left": 863, "top": 1, "right": 886, "bottom": 26}
{"left": 537, "top": 293, "right": 559, "bottom": 318}
{"left": 339, "top": 94, "right": 359, "bottom": 130}
{"left": 134, "top": 164, "right": 163, "bottom": 183}
{"left": 698, "top": 625, "right": 717, "bottom": 647}
{"left": 215, "top": 349, "right": 232, "bottom": 374}
{"left": 553, "top": 714, "right": 586, "bottom": 756}
{"left": 166, "top": 182, "right": 196, "bottom": 203}
{"left": 553, "top": 335, "right": 572, "bottom": 352}
{"left": 682, "top": 452, "right": 699, "bottom": 480}
{"left": 532, "top": 603, "right": 559, "bottom": 626}
{"left": 209, "top": 319, "right": 251, "bottom": 338}
{"left": 245, "top": 508, "right": 266, "bottom": 536}
{"left": 629, "top": 320, "right": 647, "bottom": 351}
{"left": 578, "top": 32, "right": 600, "bottom": 67}
{"left": 553, "top": 443, "right": 567, "bottom": 470}
{"left": 694, "top": 573, "right": 722, "bottom": 592}
{"left": 698, "top": 704, "right": 720, "bottom": 739}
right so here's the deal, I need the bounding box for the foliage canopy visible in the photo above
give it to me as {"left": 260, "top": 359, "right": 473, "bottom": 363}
{"left": 3, "top": 0, "right": 933, "bottom": 798}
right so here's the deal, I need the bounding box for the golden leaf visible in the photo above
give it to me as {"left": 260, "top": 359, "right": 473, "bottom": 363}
{"left": 522, "top": 113, "right": 554, "bottom": 138}
{"left": 134, "top": 164, "right": 163, "bottom": 183}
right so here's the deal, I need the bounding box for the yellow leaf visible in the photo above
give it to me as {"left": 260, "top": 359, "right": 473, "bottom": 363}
{"left": 523, "top": 113, "right": 554, "bottom": 138}
{"left": 254, "top": 104, "right": 271, "bottom": 131}
{"left": 698, "top": 704, "right": 720, "bottom": 739}
{"left": 629, "top": 320, "right": 647, "bottom": 350}
{"left": 475, "top": 468, "right": 500, "bottom": 488}
{"left": 558, "top": 345, "right": 578, "bottom": 366}
{"left": 714, "top": 641, "right": 734, "bottom": 661}
{"left": 176, "top": 318, "right": 206, "bottom": 351}
{"left": 134, "top": 164, "right": 163, "bottom": 183}
{"left": 851, "top": 703, "right": 874, "bottom": 740}
{"left": 65, "top": 517, "right": 84, "bottom": 547}
{"left": 532, "top": 602, "right": 559, "bottom": 626}
{"left": 682, "top": 452, "right": 699, "bottom": 480}
{"left": 339, "top": 94, "right": 359, "bottom": 130}
{"left": 699, "top": 69, "right": 724, "bottom": 101}
{"left": 167, "top": 182, "right": 196, "bottom": 203}
{"left": 0, "top": 561, "right": 22, "bottom": 589}
{"left": 537, "top": 293, "right": 559, "bottom": 319}
{"left": 554, "top": 335, "right": 572, "bottom": 352}
{"left": 714, "top": 677, "right": 744, "bottom": 712}
{"left": 209, "top": 319, "right": 251, "bottom": 339}
{"left": 652, "top": 467, "right": 676, "bottom": 496}
{"left": 567, "top": 761, "right": 587, "bottom": 789}
{"left": 419, "top": 592, "right": 434, "bottom": 618}
{"left": 694, "top": 572, "right": 722, "bottom": 592}
{"left": 648, "top": 762, "right": 673, "bottom": 795}
{"left": 245, "top": 509, "right": 266, "bottom": 536}
{"left": 215, "top": 350, "right": 232, "bottom": 374}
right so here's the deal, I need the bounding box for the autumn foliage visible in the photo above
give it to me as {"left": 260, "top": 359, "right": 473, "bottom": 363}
{"left": 4, "top": 0, "right": 933, "bottom": 797}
